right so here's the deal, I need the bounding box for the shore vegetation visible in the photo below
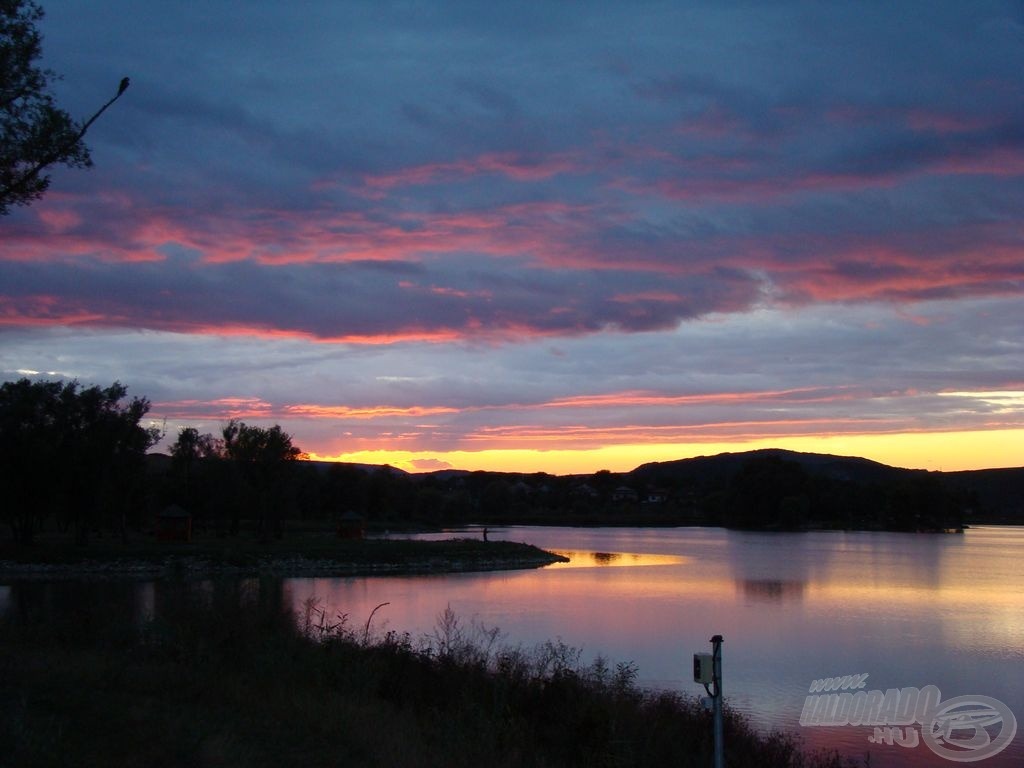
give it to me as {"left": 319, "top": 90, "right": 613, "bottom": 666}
{"left": 1, "top": 583, "right": 859, "bottom": 767}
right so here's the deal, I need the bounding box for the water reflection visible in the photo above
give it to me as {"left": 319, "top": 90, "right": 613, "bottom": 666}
{"left": 547, "top": 550, "right": 686, "bottom": 568}
{"left": 2, "top": 526, "right": 1022, "bottom": 768}
{"left": 0, "top": 576, "right": 296, "bottom": 635}
{"left": 1, "top": 578, "right": 150, "bottom": 628}
{"left": 737, "top": 579, "right": 805, "bottom": 603}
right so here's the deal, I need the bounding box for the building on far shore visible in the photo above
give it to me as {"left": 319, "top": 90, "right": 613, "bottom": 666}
{"left": 612, "top": 486, "right": 638, "bottom": 503}
{"left": 336, "top": 511, "right": 365, "bottom": 539}
{"left": 156, "top": 505, "right": 192, "bottom": 542}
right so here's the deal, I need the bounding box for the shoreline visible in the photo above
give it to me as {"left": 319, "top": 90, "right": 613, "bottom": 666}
{"left": 1, "top": 581, "right": 856, "bottom": 768}
{"left": 0, "top": 538, "right": 568, "bottom": 581}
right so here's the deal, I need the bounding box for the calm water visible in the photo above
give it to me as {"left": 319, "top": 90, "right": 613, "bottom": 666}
{"left": 2, "top": 525, "right": 1022, "bottom": 766}
{"left": 290, "top": 525, "right": 1024, "bottom": 767}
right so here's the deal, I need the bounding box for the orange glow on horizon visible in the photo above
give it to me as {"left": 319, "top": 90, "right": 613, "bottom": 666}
{"left": 306, "top": 427, "right": 1024, "bottom": 475}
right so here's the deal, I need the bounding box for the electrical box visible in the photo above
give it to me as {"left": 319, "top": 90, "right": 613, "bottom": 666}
{"left": 693, "top": 653, "right": 714, "bottom": 684}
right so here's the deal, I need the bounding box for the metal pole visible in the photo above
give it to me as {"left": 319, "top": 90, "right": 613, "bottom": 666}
{"left": 711, "top": 634, "right": 724, "bottom": 768}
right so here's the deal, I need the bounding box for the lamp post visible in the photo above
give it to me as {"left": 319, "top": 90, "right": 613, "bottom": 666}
{"left": 694, "top": 634, "right": 724, "bottom": 768}
{"left": 711, "top": 634, "right": 723, "bottom": 768}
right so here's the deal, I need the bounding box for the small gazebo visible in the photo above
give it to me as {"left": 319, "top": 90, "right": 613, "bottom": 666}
{"left": 336, "top": 511, "right": 365, "bottom": 540}
{"left": 156, "top": 505, "right": 192, "bottom": 542}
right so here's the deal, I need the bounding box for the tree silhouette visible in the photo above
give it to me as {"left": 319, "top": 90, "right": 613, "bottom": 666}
{"left": 0, "top": 378, "right": 160, "bottom": 544}
{"left": 168, "top": 426, "right": 218, "bottom": 518}
{"left": 1, "top": 0, "right": 129, "bottom": 214}
{"left": 221, "top": 420, "right": 302, "bottom": 539}
{"left": 727, "top": 454, "right": 809, "bottom": 529}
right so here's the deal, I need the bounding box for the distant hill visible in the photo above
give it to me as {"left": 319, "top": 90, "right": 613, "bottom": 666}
{"left": 629, "top": 448, "right": 1022, "bottom": 525}
{"left": 940, "top": 467, "right": 1024, "bottom": 523}
{"left": 303, "top": 459, "right": 412, "bottom": 477}
{"left": 630, "top": 448, "right": 909, "bottom": 486}
{"left": 145, "top": 447, "right": 1023, "bottom": 528}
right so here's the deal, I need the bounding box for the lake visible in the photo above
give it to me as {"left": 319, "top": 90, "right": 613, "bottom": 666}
{"left": 3, "top": 525, "right": 1021, "bottom": 766}
{"left": 288, "top": 525, "right": 1024, "bottom": 767}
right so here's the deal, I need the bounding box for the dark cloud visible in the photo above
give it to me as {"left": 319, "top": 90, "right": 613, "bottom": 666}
{"left": 3, "top": 1, "right": 1021, "bottom": 468}
{"left": 0, "top": 254, "right": 765, "bottom": 338}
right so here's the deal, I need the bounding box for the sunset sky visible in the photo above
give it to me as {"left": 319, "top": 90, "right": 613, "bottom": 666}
{"left": 2, "top": 1, "right": 1022, "bottom": 474}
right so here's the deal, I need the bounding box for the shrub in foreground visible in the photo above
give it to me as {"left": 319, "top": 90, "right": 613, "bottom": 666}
{"left": 0, "top": 583, "right": 858, "bottom": 767}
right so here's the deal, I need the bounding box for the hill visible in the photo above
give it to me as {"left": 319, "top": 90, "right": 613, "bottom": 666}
{"left": 939, "top": 466, "right": 1024, "bottom": 523}
{"left": 630, "top": 448, "right": 910, "bottom": 486}
{"left": 144, "top": 448, "right": 1023, "bottom": 532}
{"left": 628, "top": 449, "right": 1021, "bottom": 527}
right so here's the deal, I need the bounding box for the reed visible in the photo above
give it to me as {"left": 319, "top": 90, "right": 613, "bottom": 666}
{"left": 0, "top": 585, "right": 859, "bottom": 767}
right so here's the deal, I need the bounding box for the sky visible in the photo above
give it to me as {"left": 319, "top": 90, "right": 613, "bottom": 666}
{"left": 2, "top": 1, "right": 1023, "bottom": 474}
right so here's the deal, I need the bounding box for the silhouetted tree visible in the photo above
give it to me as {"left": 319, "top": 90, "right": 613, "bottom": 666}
{"left": 1, "top": 0, "right": 129, "bottom": 214}
{"left": 170, "top": 426, "right": 218, "bottom": 465}
{"left": 480, "top": 479, "right": 512, "bottom": 520}
{"left": 0, "top": 378, "right": 61, "bottom": 543}
{"left": 414, "top": 485, "right": 445, "bottom": 524}
{"left": 728, "top": 455, "right": 809, "bottom": 529}
{"left": 882, "top": 474, "right": 964, "bottom": 532}
{"left": 0, "top": 378, "right": 160, "bottom": 544}
{"left": 365, "top": 466, "right": 414, "bottom": 521}
{"left": 322, "top": 462, "right": 367, "bottom": 518}
{"left": 220, "top": 420, "right": 302, "bottom": 539}
{"left": 168, "top": 426, "right": 219, "bottom": 522}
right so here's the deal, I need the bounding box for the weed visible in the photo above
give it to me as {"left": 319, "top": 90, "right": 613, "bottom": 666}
{"left": 0, "top": 589, "right": 864, "bottom": 768}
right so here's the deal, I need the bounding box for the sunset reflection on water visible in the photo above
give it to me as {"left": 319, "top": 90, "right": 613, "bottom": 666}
{"left": 2, "top": 526, "right": 1021, "bottom": 767}
{"left": 337, "top": 525, "right": 1024, "bottom": 767}
{"left": 545, "top": 550, "right": 687, "bottom": 568}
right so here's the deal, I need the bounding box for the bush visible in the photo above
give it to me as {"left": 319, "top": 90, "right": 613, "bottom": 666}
{"left": 0, "top": 586, "right": 860, "bottom": 768}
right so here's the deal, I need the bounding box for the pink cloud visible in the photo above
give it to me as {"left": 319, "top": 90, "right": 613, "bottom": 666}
{"left": 356, "top": 151, "right": 583, "bottom": 192}
{"left": 610, "top": 291, "right": 683, "bottom": 304}
{"left": 903, "top": 110, "right": 998, "bottom": 134}
{"left": 540, "top": 387, "right": 862, "bottom": 410}
{"left": 284, "top": 404, "right": 459, "bottom": 419}
{"left": 154, "top": 397, "right": 274, "bottom": 420}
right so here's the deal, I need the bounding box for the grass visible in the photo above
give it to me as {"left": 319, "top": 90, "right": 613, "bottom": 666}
{"left": 0, "top": 582, "right": 860, "bottom": 768}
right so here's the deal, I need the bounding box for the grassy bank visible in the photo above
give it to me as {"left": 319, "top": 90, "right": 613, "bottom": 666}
{"left": 0, "top": 530, "right": 565, "bottom": 577}
{"left": 0, "top": 586, "right": 857, "bottom": 768}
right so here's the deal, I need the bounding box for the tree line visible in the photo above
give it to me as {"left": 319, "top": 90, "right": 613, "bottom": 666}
{"left": 0, "top": 378, "right": 310, "bottom": 544}
{"left": 1, "top": 378, "right": 975, "bottom": 547}
{"left": 166, "top": 421, "right": 301, "bottom": 540}
{"left": 0, "top": 378, "right": 160, "bottom": 544}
